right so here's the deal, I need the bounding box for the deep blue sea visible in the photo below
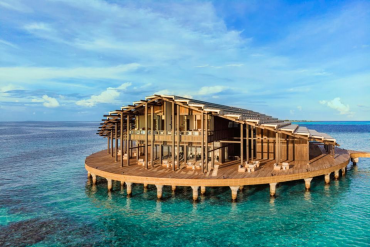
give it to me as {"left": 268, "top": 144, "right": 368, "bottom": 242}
{"left": 0, "top": 121, "right": 369, "bottom": 246}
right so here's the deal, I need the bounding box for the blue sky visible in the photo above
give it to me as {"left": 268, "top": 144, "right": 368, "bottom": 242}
{"left": 0, "top": 0, "right": 369, "bottom": 121}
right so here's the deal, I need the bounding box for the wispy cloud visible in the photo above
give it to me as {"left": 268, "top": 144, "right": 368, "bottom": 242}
{"left": 32, "top": 95, "right": 60, "bottom": 108}
{"left": 76, "top": 82, "right": 132, "bottom": 107}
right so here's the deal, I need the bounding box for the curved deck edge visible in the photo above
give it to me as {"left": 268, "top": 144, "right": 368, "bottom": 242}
{"left": 85, "top": 158, "right": 350, "bottom": 187}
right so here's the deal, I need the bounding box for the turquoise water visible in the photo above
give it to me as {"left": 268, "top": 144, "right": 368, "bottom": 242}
{"left": 0, "top": 121, "right": 369, "bottom": 246}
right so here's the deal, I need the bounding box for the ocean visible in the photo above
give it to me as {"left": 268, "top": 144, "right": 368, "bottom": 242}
{"left": 0, "top": 121, "right": 369, "bottom": 246}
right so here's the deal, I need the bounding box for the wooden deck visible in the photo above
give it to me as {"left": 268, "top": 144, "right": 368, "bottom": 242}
{"left": 85, "top": 147, "right": 351, "bottom": 187}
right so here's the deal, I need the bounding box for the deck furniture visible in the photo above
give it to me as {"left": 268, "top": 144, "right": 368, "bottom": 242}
{"left": 282, "top": 162, "right": 289, "bottom": 170}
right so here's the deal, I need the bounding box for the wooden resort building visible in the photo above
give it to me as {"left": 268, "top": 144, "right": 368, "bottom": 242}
{"left": 85, "top": 94, "right": 369, "bottom": 201}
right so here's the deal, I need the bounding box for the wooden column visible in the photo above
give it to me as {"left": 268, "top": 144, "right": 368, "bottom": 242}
{"left": 159, "top": 144, "right": 163, "bottom": 164}
{"left": 201, "top": 112, "right": 204, "bottom": 173}
{"left": 240, "top": 123, "right": 244, "bottom": 166}
{"left": 275, "top": 132, "right": 279, "bottom": 163}
{"left": 205, "top": 114, "right": 208, "bottom": 171}
{"left": 211, "top": 141, "right": 215, "bottom": 169}
{"left": 121, "top": 113, "right": 124, "bottom": 167}
{"left": 145, "top": 103, "right": 148, "bottom": 169}
{"left": 184, "top": 145, "right": 187, "bottom": 164}
{"left": 176, "top": 105, "right": 180, "bottom": 169}
{"left": 127, "top": 114, "right": 130, "bottom": 166}
{"left": 107, "top": 136, "right": 110, "bottom": 154}
{"left": 111, "top": 130, "right": 113, "bottom": 157}
{"left": 246, "top": 124, "right": 249, "bottom": 163}
{"left": 151, "top": 106, "right": 154, "bottom": 168}
{"left": 115, "top": 123, "right": 118, "bottom": 162}
{"left": 172, "top": 101, "right": 175, "bottom": 171}
{"left": 251, "top": 126, "right": 254, "bottom": 161}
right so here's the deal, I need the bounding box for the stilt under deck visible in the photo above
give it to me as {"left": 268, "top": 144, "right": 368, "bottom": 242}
{"left": 86, "top": 147, "right": 355, "bottom": 198}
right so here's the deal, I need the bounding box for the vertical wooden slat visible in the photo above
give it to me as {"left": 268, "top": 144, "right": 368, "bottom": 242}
{"left": 115, "top": 122, "right": 118, "bottom": 162}
{"left": 111, "top": 130, "right": 113, "bottom": 157}
{"left": 176, "top": 104, "right": 180, "bottom": 169}
{"left": 151, "top": 106, "right": 154, "bottom": 167}
{"left": 275, "top": 132, "right": 278, "bottom": 164}
{"left": 246, "top": 124, "right": 249, "bottom": 163}
{"left": 205, "top": 114, "right": 208, "bottom": 171}
{"left": 121, "top": 113, "right": 124, "bottom": 167}
{"left": 172, "top": 101, "right": 175, "bottom": 171}
{"left": 107, "top": 136, "right": 110, "bottom": 154}
{"left": 251, "top": 126, "right": 254, "bottom": 161}
{"left": 240, "top": 123, "right": 243, "bottom": 166}
{"left": 201, "top": 112, "right": 204, "bottom": 173}
{"left": 145, "top": 103, "right": 148, "bottom": 169}
{"left": 127, "top": 114, "right": 130, "bottom": 166}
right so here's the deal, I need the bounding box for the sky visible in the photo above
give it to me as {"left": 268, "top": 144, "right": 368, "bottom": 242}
{"left": 0, "top": 0, "right": 369, "bottom": 121}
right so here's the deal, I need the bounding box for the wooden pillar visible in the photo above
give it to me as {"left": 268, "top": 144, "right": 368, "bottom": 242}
{"left": 304, "top": 178, "right": 313, "bottom": 191}
{"left": 111, "top": 130, "right": 114, "bottom": 157}
{"left": 151, "top": 106, "right": 154, "bottom": 168}
{"left": 246, "top": 124, "right": 249, "bottom": 163}
{"left": 184, "top": 145, "right": 187, "bottom": 164}
{"left": 205, "top": 114, "right": 208, "bottom": 171}
{"left": 201, "top": 112, "right": 204, "bottom": 173}
{"left": 176, "top": 105, "right": 180, "bottom": 169}
{"left": 126, "top": 182, "right": 132, "bottom": 196}
{"left": 201, "top": 186, "right": 206, "bottom": 195}
{"left": 334, "top": 170, "right": 340, "bottom": 180}
{"left": 230, "top": 186, "right": 239, "bottom": 201}
{"left": 121, "top": 113, "right": 124, "bottom": 167}
{"left": 160, "top": 144, "right": 163, "bottom": 164}
{"left": 156, "top": 184, "right": 163, "bottom": 199}
{"left": 115, "top": 122, "right": 118, "bottom": 162}
{"left": 145, "top": 103, "right": 148, "bottom": 169}
{"left": 107, "top": 136, "right": 110, "bottom": 154}
{"left": 240, "top": 123, "right": 244, "bottom": 166}
{"left": 251, "top": 126, "right": 254, "bottom": 161}
{"left": 172, "top": 101, "right": 175, "bottom": 171}
{"left": 127, "top": 115, "right": 130, "bottom": 166}
{"left": 107, "top": 178, "right": 112, "bottom": 191}
{"left": 270, "top": 183, "right": 277, "bottom": 197}
{"left": 191, "top": 186, "right": 199, "bottom": 201}
{"left": 325, "top": 173, "right": 331, "bottom": 184}
{"left": 275, "top": 132, "right": 279, "bottom": 164}
{"left": 211, "top": 141, "right": 214, "bottom": 169}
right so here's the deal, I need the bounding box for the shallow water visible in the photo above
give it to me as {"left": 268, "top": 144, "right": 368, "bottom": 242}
{"left": 0, "top": 121, "right": 369, "bottom": 246}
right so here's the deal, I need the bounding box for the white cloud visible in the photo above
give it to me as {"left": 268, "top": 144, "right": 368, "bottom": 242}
{"left": 297, "top": 106, "right": 302, "bottom": 111}
{"left": 319, "top": 97, "right": 351, "bottom": 115}
{"left": 290, "top": 110, "right": 295, "bottom": 115}
{"left": 24, "top": 22, "right": 52, "bottom": 32}
{"left": 32, "top": 95, "right": 60, "bottom": 108}
{"left": 198, "top": 86, "right": 227, "bottom": 95}
{"left": 76, "top": 82, "right": 131, "bottom": 107}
